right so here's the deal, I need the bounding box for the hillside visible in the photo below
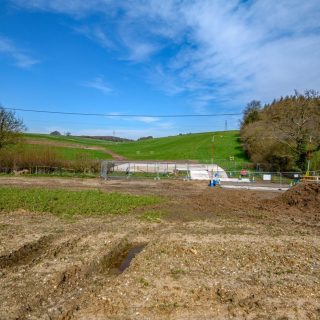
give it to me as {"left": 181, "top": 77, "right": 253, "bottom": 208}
{"left": 22, "top": 131, "right": 248, "bottom": 166}
{"left": 107, "top": 131, "right": 247, "bottom": 163}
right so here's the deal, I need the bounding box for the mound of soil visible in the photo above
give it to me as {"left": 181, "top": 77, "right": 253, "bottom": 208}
{"left": 280, "top": 183, "right": 320, "bottom": 210}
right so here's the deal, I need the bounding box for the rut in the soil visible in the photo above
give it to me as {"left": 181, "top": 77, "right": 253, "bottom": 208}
{"left": 7, "top": 238, "right": 148, "bottom": 320}
{"left": 109, "top": 243, "right": 147, "bottom": 274}
{"left": 0, "top": 234, "right": 55, "bottom": 269}
{"left": 49, "top": 241, "right": 148, "bottom": 320}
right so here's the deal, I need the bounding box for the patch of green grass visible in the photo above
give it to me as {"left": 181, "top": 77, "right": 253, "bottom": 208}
{"left": 24, "top": 133, "right": 118, "bottom": 148}
{"left": 140, "top": 210, "right": 164, "bottom": 222}
{"left": 20, "top": 144, "right": 112, "bottom": 161}
{"left": 107, "top": 130, "right": 248, "bottom": 164}
{"left": 0, "top": 187, "right": 161, "bottom": 218}
{"left": 170, "top": 268, "right": 186, "bottom": 279}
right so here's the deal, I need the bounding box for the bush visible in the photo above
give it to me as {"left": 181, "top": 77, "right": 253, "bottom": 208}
{"left": 0, "top": 144, "right": 101, "bottom": 174}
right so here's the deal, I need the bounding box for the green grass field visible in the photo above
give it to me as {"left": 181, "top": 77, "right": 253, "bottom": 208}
{"left": 25, "top": 133, "right": 118, "bottom": 148}
{"left": 24, "top": 131, "right": 248, "bottom": 164}
{"left": 23, "top": 144, "right": 112, "bottom": 161}
{"left": 3, "top": 143, "right": 112, "bottom": 162}
{"left": 107, "top": 131, "right": 248, "bottom": 163}
{"left": 0, "top": 187, "right": 160, "bottom": 217}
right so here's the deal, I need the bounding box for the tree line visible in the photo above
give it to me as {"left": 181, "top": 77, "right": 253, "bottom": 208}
{"left": 240, "top": 90, "right": 320, "bottom": 171}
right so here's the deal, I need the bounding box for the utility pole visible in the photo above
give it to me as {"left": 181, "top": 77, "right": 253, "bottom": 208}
{"left": 306, "top": 136, "right": 312, "bottom": 175}
{"left": 211, "top": 135, "right": 215, "bottom": 166}
{"left": 211, "top": 135, "right": 216, "bottom": 180}
{"left": 225, "top": 120, "right": 228, "bottom": 131}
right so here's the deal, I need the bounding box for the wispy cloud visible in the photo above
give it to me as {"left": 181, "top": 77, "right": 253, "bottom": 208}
{"left": 73, "top": 25, "right": 115, "bottom": 50}
{"left": 9, "top": 0, "right": 320, "bottom": 109}
{"left": 134, "top": 117, "right": 159, "bottom": 124}
{"left": 105, "top": 113, "right": 160, "bottom": 124}
{"left": 83, "top": 76, "right": 113, "bottom": 94}
{"left": 0, "top": 35, "right": 39, "bottom": 68}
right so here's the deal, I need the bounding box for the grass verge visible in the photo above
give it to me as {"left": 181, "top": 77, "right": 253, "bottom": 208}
{"left": 0, "top": 187, "right": 161, "bottom": 218}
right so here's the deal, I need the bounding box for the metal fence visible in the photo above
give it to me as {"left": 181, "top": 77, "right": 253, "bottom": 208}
{"left": 100, "top": 160, "right": 320, "bottom": 186}
{"left": 0, "top": 165, "right": 99, "bottom": 177}
{"left": 100, "top": 160, "right": 191, "bottom": 180}
{"left": 1, "top": 161, "right": 319, "bottom": 187}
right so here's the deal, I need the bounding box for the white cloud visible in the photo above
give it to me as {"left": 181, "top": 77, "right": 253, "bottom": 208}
{"left": 105, "top": 113, "right": 160, "bottom": 124}
{"left": 73, "top": 25, "right": 115, "bottom": 50}
{"left": 0, "top": 35, "right": 39, "bottom": 68}
{"left": 134, "top": 117, "right": 159, "bottom": 124}
{"left": 10, "top": 0, "right": 110, "bottom": 16}
{"left": 83, "top": 76, "right": 113, "bottom": 94}
{"left": 9, "top": 0, "right": 320, "bottom": 109}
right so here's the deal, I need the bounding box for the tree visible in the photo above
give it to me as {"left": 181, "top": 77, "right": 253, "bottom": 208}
{"left": 138, "top": 136, "right": 153, "bottom": 141}
{"left": 264, "top": 90, "right": 320, "bottom": 170}
{"left": 240, "top": 90, "right": 320, "bottom": 171}
{"left": 240, "top": 100, "right": 262, "bottom": 129}
{"left": 0, "top": 106, "right": 26, "bottom": 148}
{"left": 50, "top": 131, "right": 61, "bottom": 136}
{"left": 66, "top": 132, "right": 71, "bottom": 136}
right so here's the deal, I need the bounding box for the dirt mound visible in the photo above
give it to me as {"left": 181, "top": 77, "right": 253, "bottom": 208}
{"left": 280, "top": 183, "right": 320, "bottom": 210}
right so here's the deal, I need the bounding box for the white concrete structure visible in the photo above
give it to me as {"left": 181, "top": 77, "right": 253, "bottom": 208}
{"left": 102, "top": 161, "right": 228, "bottom": 180}
{"left": 189, "top": 170, "right": 211, "bottom": 180}
{"left": 219, "top": 178, "right": 251, "bottom": 183}
{"left": 221, "top": 185, "right": 289, "bottom": 191}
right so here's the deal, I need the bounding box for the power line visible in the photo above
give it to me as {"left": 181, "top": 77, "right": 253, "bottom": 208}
{"left": 4, "top": 107, "right": 243, "bottom": 118}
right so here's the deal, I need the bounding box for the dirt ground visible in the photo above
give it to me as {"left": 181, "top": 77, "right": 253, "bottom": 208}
{"left": 0, "top": 177, "right": 319, "bottom": 320}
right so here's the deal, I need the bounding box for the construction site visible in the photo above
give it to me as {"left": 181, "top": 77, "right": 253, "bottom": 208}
{"left": 1, "top": 1, "right": 320, "bottom": 318}
{"left": 0, "top": 176, "right": 319, "bottom": 319}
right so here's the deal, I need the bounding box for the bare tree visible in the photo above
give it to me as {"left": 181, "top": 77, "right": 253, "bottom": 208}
{"left": 265, "top": 90, "right": 320, "bottom": 169}
{"left": 0, "top": 106, "right": 26, "bottom": 148}
{"left": 241, "top": 90, "right": 320, "bottom": 170}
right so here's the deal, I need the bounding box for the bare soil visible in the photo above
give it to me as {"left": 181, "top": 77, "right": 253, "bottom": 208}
{"left": 0, "top": 177, "right": 319, "bottom": 320}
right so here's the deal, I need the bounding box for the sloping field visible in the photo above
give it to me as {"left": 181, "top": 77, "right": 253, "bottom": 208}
{"left": 24, "top": 144, "right": 112, "bottom": 161}
{"left": 24, "top": 131, "right": 248, "bottom": 164}
{"left": 24, "top": 133, "right": 116, "bottom": 148}
{"left": 1, "top": 143, "right": 112, "bottom": 164}
{"left": 107, "top": 130, "right": 247, "bottom": 162}
{"left": 16, "top": 134, "right": 116, "bottom": 161}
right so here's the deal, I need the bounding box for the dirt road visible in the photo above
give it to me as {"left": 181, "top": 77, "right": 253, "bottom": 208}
{"left": 0, "top": 178, "right": 319, "bottom": 319}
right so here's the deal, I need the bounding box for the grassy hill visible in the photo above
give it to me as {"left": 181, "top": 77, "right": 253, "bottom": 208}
{"left": 22, "top": 144, "right": 112, "bottom": 161}
{"left": 24, "top": 133, "right": 117, "bottom": 148}
{"left": 22, "top": 131, "right": 248, "bottom": 166}
{"left": 107, "top": 131, "right": 247, "bottom": 163}
{"left": 6, "top": 131, "right": 316, "bottom": 172}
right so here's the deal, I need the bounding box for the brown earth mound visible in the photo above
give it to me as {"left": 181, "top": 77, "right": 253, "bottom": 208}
{"left": 280, "top": 182, "right": 320, "bottom": 210}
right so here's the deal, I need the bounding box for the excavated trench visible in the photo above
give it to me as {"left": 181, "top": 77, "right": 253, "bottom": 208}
{"left": 99, "top": 241, "right": 148, "bottom": 276}
{"left": 0, "top": 234, "right": 149, "bottom": 320}
{"left": 117, "top": 243, "right": 147, "bottom": 273}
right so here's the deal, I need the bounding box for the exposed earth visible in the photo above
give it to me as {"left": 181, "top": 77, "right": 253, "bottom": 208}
{"left": 0, "top": 178, "right": 319, "bottom": 319}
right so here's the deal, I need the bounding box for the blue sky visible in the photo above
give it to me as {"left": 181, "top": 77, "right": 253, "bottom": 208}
{"left": 1, "top": 0, "right": 320, "bottom": 139}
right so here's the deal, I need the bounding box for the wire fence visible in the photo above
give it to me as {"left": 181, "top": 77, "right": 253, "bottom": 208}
{"left": 100, "top": 160, "right": 320, "bottom": 186}
{"left": 0, "top": 165, "right": 99, "bottom": 178}
{"left": 1, "top": 161, "right": 319, "bottom": 186}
